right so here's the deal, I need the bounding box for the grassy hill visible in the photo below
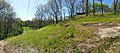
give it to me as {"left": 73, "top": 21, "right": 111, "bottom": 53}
{"left": 3, "top": 14, "right": 120, "bottom": 53}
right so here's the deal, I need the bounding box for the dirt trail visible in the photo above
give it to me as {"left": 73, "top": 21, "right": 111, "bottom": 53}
{"left": 0, "top": 41, "right": 6, "bottom": 53}
{"left": 82, "top": 22, "right": 120, "bottom": 38}
{"left": 96, "top": 26, "right": 120, "bottom": 38}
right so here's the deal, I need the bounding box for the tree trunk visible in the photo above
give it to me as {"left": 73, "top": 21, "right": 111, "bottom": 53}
{"left": 100, "top": 0, "right": 103, "bottom": 15}
{"left": 55, "top": 14, "right": 58, "bottom": 24}
{"left": 82, "top": 0, "right": 85, "bottom": 13}
{"left": 52, "top": 15, "right": 54, "bottom": 24}
{"left": 63, "top": 11, "right": 65, "bottom": 20}
{"left": 114, "top": 0, "right": 116, "bottom": 14}
{"left": 86, "top": 0, "right": 89, "bottom": 16}
{"left": 71, "top": 11, "right": 72, "bottom": 19}
{"left": 60, "top": 1, "right": 62, "bottom": 22}
{"left": 114, "top": 0, "right": 118, "bottom": 14}
{"left": 93, "top": 0, "right": 95, "bottom": 15}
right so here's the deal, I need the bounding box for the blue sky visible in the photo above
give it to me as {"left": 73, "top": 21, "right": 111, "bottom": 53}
{"left": 91, "top": 0, "right": 113, "bottom": 6}
{"left": 9, "top": 0, "right": 113, "bottom": 21}
{"left": 9, "top": 0, "right": 47, "bottom": 21}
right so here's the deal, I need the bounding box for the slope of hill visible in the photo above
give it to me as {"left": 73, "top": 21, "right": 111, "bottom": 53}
{"left": 1, "top": 14, "right": 120, "bottom": 53}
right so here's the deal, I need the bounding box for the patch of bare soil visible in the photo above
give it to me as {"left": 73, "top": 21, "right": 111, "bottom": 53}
{"left": 76, "top": 23, "right": 120, "bottom": 52}
{"left": 0, "top": 41, "right": 6, "bottom": 53}
{"left": 96, "top": 26, "right": 120, "bottom": 38}
{"left": 82, "top": 22, "right": 120, "bottom": 38}
{"left": 3, "top": 45, "right": 40, "bottom": 53}
{"left": 82, "top": 22, "right": 120, "bottom": 28}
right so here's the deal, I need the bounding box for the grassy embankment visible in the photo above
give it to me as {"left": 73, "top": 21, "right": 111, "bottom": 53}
{"left": 4, "top": 14, "right": 120, "bottom": 52}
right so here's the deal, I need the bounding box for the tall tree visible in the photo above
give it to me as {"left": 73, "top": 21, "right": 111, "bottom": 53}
{"left": 100, "top": 0, "right": 103, "bottom": 15}
{"left": 48, "top": 0, "right": 61, "bottom": 23}
{"left": 58, "top": 0, "right": 63, "bottom": 22}
{"left": 64, "top": 0, "right": 77, "bottom": 19}
{"left": 82, "top": 0, "right": 85, "bottom": 13}
{"left": 117, "top": 1, "right": 120, "bottom": 12}
{"left": 97, "top": 0, "right": 104, "bottom": 15}
{"left": 75, "top": 0, "right": 82, "bottom": 13}
{"left": 0, "top": 0, "right": 23, "bottom": 40}
{"left": 114, "top": 0, "right": 118, "bottom": 14}
{"left": 93, "top": 0, "right": 95, "bottom": 15}
{"left": 86, "top": 0, "right": 89, "bottom": 16}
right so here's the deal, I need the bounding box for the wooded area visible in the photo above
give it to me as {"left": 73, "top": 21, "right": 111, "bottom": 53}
{"left": 33, "top": 0, "right": 120, "bottom": 29}
{"left": 0, "top": 0, "right": 23, "bottom": 40}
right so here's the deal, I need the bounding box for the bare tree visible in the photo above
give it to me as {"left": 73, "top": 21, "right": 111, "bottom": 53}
{"left": 75, "top": 0, "right": 82, "bottom": 13}
{"left": 36, "top": 5, "right": 44, "bottom": 20}
{"left": 48, "top": 0, "right": 61, "bottom": 23}
{"left": 64, "top": 0, "right": 77, "bottom": 19}
{"left": 100, "top": 0, "right": 103, "bottom": 15}
{"left": 35, "top": 4, "right": 45, "bottom": 28}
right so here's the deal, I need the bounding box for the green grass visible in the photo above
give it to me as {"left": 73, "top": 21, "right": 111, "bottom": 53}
{"left": 5, "top": 24, "right": 97, "bottom": 52}
{"left": 22, "top": 27, "right": 33, "bottom": 32}
{"left": 4, "top": 14, "right": 120, "bottom": 52}
{"left": 6, "top": 25, "right": 75, "bottom": 52}
{"left": 94, "top": 36, "right": 120, "bottom": 53}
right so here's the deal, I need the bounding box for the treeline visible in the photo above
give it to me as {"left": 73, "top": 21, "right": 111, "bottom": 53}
{"left": 22, "top": 19, "right": 53, "bottom": 30}
{"left": 0, "top": 0, "right": 23, "bottom": 40}
{"left": 29, "top": 0, "right": 120, "bottom": 29}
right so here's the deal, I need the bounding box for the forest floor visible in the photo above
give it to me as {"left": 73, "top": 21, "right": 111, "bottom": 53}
{"left": 1, "top": 14, "right": 120, "bottom": 53}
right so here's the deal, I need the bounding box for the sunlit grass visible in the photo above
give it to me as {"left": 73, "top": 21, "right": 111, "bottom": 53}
{"left": 22, "top": 27, "right": 33, "bottom": 32}
{"left": 5, "top": 14, "right": 120, "bottom": 52}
